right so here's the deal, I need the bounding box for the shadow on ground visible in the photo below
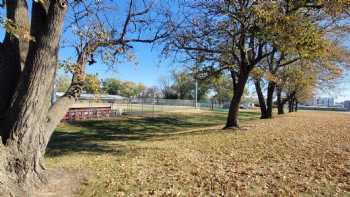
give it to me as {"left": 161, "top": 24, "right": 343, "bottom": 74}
{"left": 46, "top": 111, "right": 259, "bottom": 157}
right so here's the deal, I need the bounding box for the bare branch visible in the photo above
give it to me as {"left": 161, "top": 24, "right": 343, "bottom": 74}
{"left": 120, "top": 0, "right": 134, "bottom": 41}
{"left": 279, "top": 57, "right": 301, "bottom": 68}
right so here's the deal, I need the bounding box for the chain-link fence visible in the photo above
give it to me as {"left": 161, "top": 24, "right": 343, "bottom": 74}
{"left": 62, "top": 96, "right": 256, "bottom": 121}
{"left": 70, "top": 97, "right": 202, "bottom": 117}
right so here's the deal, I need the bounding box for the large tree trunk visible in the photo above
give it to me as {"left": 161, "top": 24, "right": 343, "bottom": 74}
{"left": 0, "top": 1, "right": 69, "bottom": 195}
{"left": 225, "top": 69, "right": 249, "bottom": 129}
{"left": 0, "top": 0, "right": 29, "bottom": 131}
{"left": 266, "top": 81, "right": 276, "bottom": 118}
{"left": 254, "top": 79, "right": 268, "bottom": 119}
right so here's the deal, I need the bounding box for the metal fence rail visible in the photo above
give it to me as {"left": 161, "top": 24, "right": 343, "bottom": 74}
{"left": 70, "top": 97, "right": 203, "bottom": 116}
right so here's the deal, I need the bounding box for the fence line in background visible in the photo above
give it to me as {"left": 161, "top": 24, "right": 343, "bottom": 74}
{"left": 61, "top": 97, "right": 237, "bottom": 121}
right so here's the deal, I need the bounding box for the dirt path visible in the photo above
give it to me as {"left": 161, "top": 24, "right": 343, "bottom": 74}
{"left": 33, "top": 168, "right": 87, "bottom": 197}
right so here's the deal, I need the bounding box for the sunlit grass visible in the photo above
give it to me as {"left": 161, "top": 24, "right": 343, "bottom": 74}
{"left": 44, "top": 111, "right": 350, "bottom": 196}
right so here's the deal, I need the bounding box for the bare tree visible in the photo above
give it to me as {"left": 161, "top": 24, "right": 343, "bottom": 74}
{"left": 163, "top": 1, "right": 282, "bottom": 128}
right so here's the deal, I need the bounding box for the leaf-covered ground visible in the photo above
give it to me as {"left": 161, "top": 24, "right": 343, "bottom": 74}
{"left": 44, "top": 111, "right": 350, "bottom": 196}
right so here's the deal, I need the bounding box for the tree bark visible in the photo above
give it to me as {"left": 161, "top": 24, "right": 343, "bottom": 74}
{"left": 276, "top": 88, "right": 285, "bottom": 114}
{"left": 278, "top": 103, "right": 285, "bottom": 114}
{"left": 0, "top": 1, "right": 68, "bottom": 195}
{"left": 225, "top": 69, "right": 249, "bottom": 129}
{"left": 288, "top": 99, "right": 294, "bottom": 112}
{"left": 254, "top": 79, "right": 268, "bottom": 119}
{"left": 0, "top": 0, "right": 29, "bottom": 130}
{"left": 266, "top": 81, "right": 276, "bottom": 118}
{"left": 295, "top": 100, "right": 298, "bottom": 112}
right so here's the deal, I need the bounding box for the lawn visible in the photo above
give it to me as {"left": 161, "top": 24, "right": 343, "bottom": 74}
{"left": 41, "top": 110, "right": 350, "bottom": 196}
{"left": 46, "top": 110, "right": 258, "bottom": 157}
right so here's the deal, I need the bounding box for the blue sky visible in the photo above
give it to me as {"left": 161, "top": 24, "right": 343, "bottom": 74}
{"left": 1, "top": 28, "right": 350, "bottom": 101}
{"left": 1, "top": 5, "right": 350, "bottom": 102}
{"left": 59, "top": 36, "right": 350, "bottom": 102}
{"left": 64, "top": 44, "right": 176, "bottom": 87}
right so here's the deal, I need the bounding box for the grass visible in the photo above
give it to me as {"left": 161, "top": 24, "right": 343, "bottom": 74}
{"left": 46, "top": 110, "right": 258, "bottom": 157}
{"left": 44, "top": 110, "right": 350, "bottom": 196}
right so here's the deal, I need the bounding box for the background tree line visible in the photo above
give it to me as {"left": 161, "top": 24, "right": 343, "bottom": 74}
{"left": 159, "top": 70, "right": 250, "bottom": 103}
{"left": 57, "top": 70, "right": 239, "bottom": 101}
{"left": 56, "top": 74, "right": 146, "bottom": 98}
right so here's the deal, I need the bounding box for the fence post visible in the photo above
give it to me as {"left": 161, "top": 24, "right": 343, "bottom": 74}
{"left": 152, "top": 96, "right": 155, "bottom": 117}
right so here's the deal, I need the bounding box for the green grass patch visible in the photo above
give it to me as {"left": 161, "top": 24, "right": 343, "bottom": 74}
{"left": 47, "top": 110, "right": 259, "bottom": 157}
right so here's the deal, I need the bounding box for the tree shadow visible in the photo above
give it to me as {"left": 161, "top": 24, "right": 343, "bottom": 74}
{"left": 46, "top": 112, "right": 259, "bottom": 157}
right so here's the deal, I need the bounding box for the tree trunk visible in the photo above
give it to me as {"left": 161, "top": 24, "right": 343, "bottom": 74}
{"left": 276, "top": 87, "right": 283, "bottom": 114}
{"left": 278, "top": 103, "right": 285, "bottom": 114}
{"left": 295, "top": 100, "right": 298, "bottom": 112}
{"left": 0, "top": 0, "right": 29, "bottom": 129}
{"left": 288, "top": 99, "right": 294, "bottom": 112}
{"left": 266, "top": 81, "right": 276, "bottom": 118}
{"left": 0, "top": 1, "right": 68, "bottom": 195}
{"left": 254, "top": 79, "right": 268, "bottom": 119}
{"left": 276, "top": 87, "right": 285, "bottom": 114}
{"left": 225, "top": 69, "right": 249, "bottom": 129}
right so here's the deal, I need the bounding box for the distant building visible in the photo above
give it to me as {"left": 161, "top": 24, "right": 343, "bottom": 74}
{"left": 305, "top": 97, "right": 335, "bottom": 107}
{"left": 333, "top": 103, "right": 344, "bottom": 108}
{"left": 55, "top": 92, "right": 125, "bottom": 102}
{"left": 317, "top": 97, "right": 335, "bottom": 106}
{"left": 344, "top": 100, "right": 350, "bottom": 110}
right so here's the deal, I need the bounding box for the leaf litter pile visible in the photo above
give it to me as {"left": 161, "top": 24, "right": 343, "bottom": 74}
{"left": 45, "top": 111, "right": 350, "bottom": 196}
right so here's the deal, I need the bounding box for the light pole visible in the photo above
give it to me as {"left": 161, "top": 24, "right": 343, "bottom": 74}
{"left": 195, "top": 79, "right": 198, "bottom": 109}
{"left": 193, "top": 53, "right": 204, "bottom": 110}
